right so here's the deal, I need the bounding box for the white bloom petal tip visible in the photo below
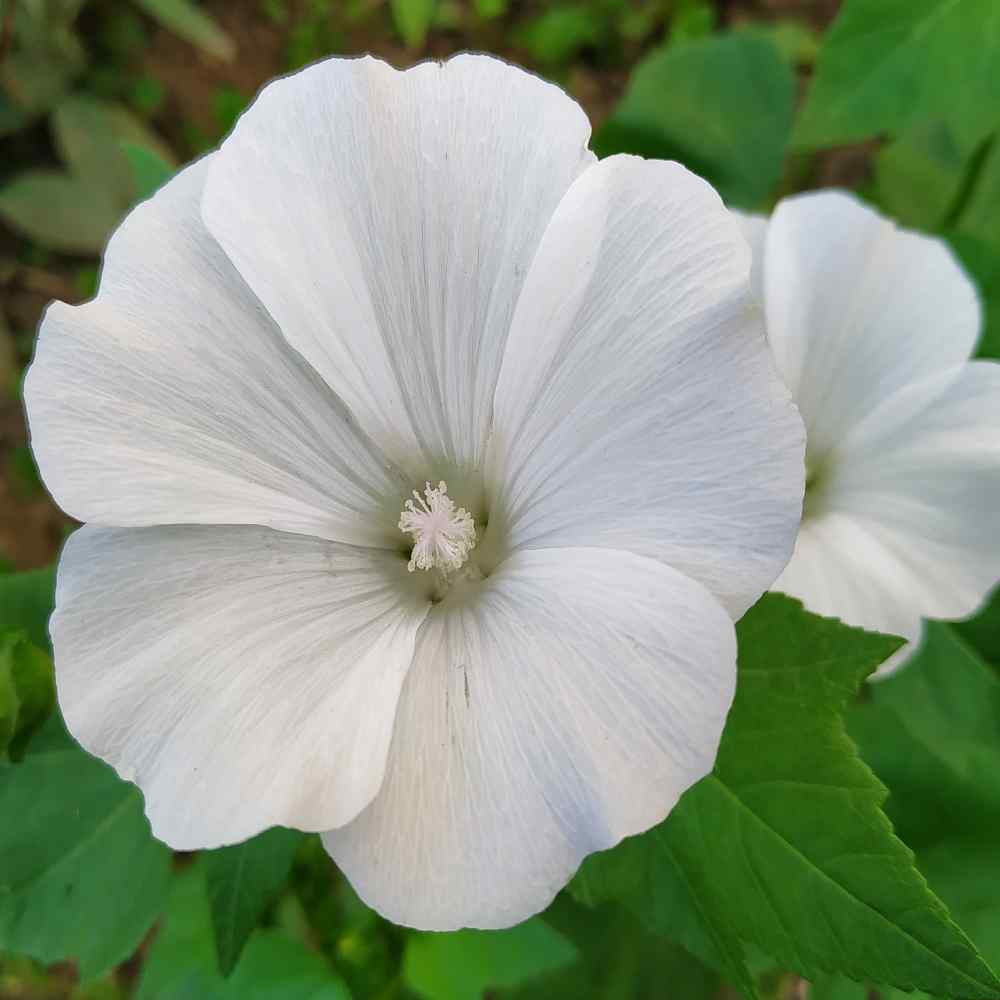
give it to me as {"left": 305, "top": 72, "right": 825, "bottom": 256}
{"left": 399, "top": 481, "right": 477, "bottom": 573}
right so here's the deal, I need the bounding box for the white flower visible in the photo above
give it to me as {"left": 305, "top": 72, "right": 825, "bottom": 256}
{"left": 26, "top": 54, "right": 804, "bottom": 929}
{"left": 739, "top": 190, "right": 1000, "bottom": 677}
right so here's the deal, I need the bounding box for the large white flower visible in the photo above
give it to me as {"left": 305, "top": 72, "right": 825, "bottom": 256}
{"left": 740, "top": 190, "right": 1000, "bottom": 676}
{"left": 25, "top": 54, "right": 805, "bottom": 929}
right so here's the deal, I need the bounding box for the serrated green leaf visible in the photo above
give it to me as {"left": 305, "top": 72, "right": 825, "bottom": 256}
{"left": 574, "top": 595, "right": 1000, "bottom": 999}
{"left": 0, "top": 629, "right": 54, "bottom": 759}
{"left": 391, "top": 0, "right": 436, "bottom": 48}
{"left": 0, "top": 170, "right": 121, "bottom": 254}
{"left": 122, "top": 142, "right": 175, "bottom": 202}
{"left": 0, "top": 717, "right": 172, "bottom": 980}
{"left": 596, "top": 33, "right": 794, "bottom": 208}
{"left": 0, "top": 566, "right": 55, "bottom": 652}
{"left": 849, "top": 622, "right": 1000, "bottom": 995}
{"left": 205, "top": 826, "right": 304, "bottom": 975}
{"left": 138, "top": 863, "right": 350, "bottom": 1000}
{"left": 794, "top": 0, "right": 1000, "bottom": 150}
{"left": 132, "top": 0, "right": 236, "bottom": 61}
{"left": 404, "top": 918, "right": 577, "bottom": 1000}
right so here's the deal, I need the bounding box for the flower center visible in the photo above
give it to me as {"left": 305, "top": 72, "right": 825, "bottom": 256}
{"left": 399, "top": 481, "right": 477, "bottom": 574}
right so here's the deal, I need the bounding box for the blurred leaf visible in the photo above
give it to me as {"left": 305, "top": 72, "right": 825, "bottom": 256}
{"left": 473, "top": 0, "right": 507, "bottom": 20}
{"left": 0, "top": 170, "right": 121, "bottom": 254}
{"left": 0, "top": 717, "right": 172, "bottom": 980}
{"left": 6, "top": 444, "right": 43, "bottom": 498}
{"left": 670, "top": 0, "right": 714, "bottom": 42}
{"left": 123, "top": 143, "right": 175, "bottom": 202}
{"left": 225, "top": 930, "right": 351, "bottom": 999}
{"left": 516, "top": 5, "right": 604, "bottom": 66}
{"left": 391, "top": 0, "right": 437, "bottom": 48}
{"left": 0, "top": 2, "right": 86, "bottom": 135}
{"left": 132, "top": 0, "right": 236, "bottom": 61}
{"left": 739, "top": 20, "right": 821, "bottom": 68}
{"left": 849, "top": 623, "right": 1000, "bottom": 851}
{"left": 205, "top": 827, "right": 304, "bottom": 975}
{"left": 503, "top": 896, "right": 720, "bottom": 1000}
{"left": 404, "top": 919, "right": 576, "bottom": 1000}
{"left": 574, "top": 595, "right": 1000, "bottom": 999}
{"left": 949, "top": 233, "right": 1000, "bottom": 360}
{"left": 139, "top": 863, "right": 351, "bottom": 999}
{"left": 795, "top": 0, "right": 1000, "bottom": 150}
{"left": 53, "top": 95, "right": 176, "bottom": 207}
{"left": 0, "top": 566, "right": 56, "bottom": 652}
{"left": 0, "top": 629, "right": 54, "bottom": 759}
{"left": 955, "top": 134, "right": 1000, "bottom": 254}
{"left": 875, "top": 120, "right": 970, "bottom": 231}
{"left": 596, "top": 33, "right": 794, "bottom": 208}
{"left": 212, "top": 85, "right": 250, "bottom": 138}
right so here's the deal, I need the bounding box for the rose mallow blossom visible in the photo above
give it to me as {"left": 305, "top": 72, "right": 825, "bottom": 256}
{"left": 26, "top": 54, "right": 805, "bottom": 929}
{"left": 740, "top": 191, "right": 1000, "bottom": 677}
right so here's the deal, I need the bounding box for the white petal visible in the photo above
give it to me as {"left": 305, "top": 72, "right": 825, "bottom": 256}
{"left": 831, "top": 363, "right": 1000, "bottom": 617}
{"left": 732, "top": 209, "right": 767, "bottom": 305}
{"left": 25, "top": 158, "right": 404, "bottom": 546}
{"left": 324, "top": 547, "right": 736, "bottom": 930}
{"left": 762, "top": 190, "right": 981, "bottom": 464}
{"left": 486, "top": 156, "right": 805, "bottom": 619}
{"left": 52, "top": 524, "right": 429, "bottom": 849}
{"left": 203, "top": 54, "right": 594, "bottom": 477}
{"left": 778, "top": 361, "right": 1000, "bottom": 677}
{"left": 773, "top": 513, "right": 925, "bottom": 677}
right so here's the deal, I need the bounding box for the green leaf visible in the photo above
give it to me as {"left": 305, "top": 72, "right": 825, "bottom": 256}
{"left": 473, "top": 0, "right": 507, "bottom": 20}
{"left": 0, "top": 718, "right": 172, "bottom": 980}
{"left": 955, "top": 134, "right": 1000, "bottom": 255}
{"left": 794, "top": 0, "right": 1000, "bottom": 150}
{"left": 949, "top": 234, "right": 1000, "bottom": 361}
{"left": 848, "top": 622, "right": 1000, "bottom": 853}
{"left": 132, "top": 0, "right": 236, "bottom": 61}
{"left": 501, "top": 896, "right": 720, "bottom": 1000}
{"left": 53, "top": 95, "right": 175, "bottom": 207}
{"left": 136, "top": 863, "right": 222, "bottom": 1000}
{"left": 874, "top": 120, "right": 970, "bottom": 231}
{"left": 204, "top": 827, "right": 304, "bottom": 975}
{"left": 0, "top": 170, "right": 122, "bottom": 254}
{"left": 138, "top": 863, "right": 350, "bottom": 1000}
{"left": 404, "top": 918, "right": 577, "bottom": 1000}
{"left": 849, "top": 623, "right": 1000, "bottom": 992}
{"left": 596, "top": 33, "right": 794, "bottom": 208}
{"left": 0, "top": 566, "right": 56, "bottom": 652}
{"left": 574, "top": 595, "right": 1000, "bottom": 999}
{"left": 391, "top": 0, "right": 437, "bottom": 48}
{"left": 224, "top": 930, "right": 351, "bottom": 1000}
{"left": 0, "top": 629, "right": 54, "bottom": 759}
{"left": 122, "top": 142, "right": 175, "bottom": 202}
{"left": 515, "top": 6, "right": 605, "bottom": 66}
{"left": 953, "top": 587, "right": 1000, "bottom": 665}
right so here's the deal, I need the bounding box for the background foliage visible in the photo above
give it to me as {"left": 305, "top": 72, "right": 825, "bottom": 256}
{"left": 1, "top": 1, "right": 998, "bottom": 998}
